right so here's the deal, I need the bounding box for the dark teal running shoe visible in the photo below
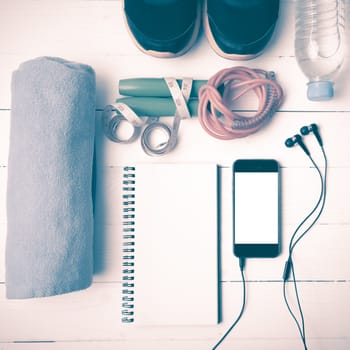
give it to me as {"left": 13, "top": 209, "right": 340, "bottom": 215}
{"left": 122, "top": 0, "right": 201, "bottom": 58}
{"left": 203, "top": 0, "right": 280, "bottom": 60}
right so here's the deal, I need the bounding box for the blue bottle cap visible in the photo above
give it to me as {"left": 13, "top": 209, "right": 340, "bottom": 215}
{"left": 307, "top": 81, "right": 334, "bottom": 101}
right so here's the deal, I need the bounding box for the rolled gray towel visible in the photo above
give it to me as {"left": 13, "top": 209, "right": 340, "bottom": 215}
{"left": 6, "top": 57, "right": 96, "bottom": 299}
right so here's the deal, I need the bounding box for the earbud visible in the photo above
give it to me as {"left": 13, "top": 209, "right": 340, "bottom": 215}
{"left": 285, "top": 134, "right": 310, "bottom": 156}
{"left": 300, "top": 123, "right": 323, "bottom": 147}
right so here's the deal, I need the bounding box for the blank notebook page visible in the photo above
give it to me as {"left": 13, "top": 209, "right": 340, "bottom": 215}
{"left": 123, "top": 163, "right": 219, "bottom": 326}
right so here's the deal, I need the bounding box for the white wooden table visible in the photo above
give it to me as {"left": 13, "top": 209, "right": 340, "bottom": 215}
{"left": 1, "top": 1, "right": 350, "bottom": 349}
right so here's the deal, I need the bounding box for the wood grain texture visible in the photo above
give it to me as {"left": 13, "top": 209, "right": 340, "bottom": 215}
{"left": 0, "top": 0, "right": 349, "bottom": 349}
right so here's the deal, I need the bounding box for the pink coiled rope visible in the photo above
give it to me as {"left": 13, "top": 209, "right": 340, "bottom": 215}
{"left": 198, "top": 66, "right": 283, "bottom": 140}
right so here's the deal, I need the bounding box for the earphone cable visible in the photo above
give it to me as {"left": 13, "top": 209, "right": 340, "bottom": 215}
{"left": 283, "top": 153, "right": 325, "bottom": 347}
{"left": 283, "top": 262, "right": 308, "bottom": 349}
{"left": 212, "top": 257, "right": 246, "bottom": 350}
{"left": 283, "top": 146, "right": 328, "bottom": 350}
{"left": 288, "top": 153, "right": 326, "bottom": 253}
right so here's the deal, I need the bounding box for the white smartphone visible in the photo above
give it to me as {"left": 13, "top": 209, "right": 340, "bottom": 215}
{"left": 233, "top": 159, "right": 281, "bottom": 258}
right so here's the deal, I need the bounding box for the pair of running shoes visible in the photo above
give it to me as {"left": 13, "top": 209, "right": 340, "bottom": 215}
{"left": 122, "top": 0, "right": 280, "bottom": 60}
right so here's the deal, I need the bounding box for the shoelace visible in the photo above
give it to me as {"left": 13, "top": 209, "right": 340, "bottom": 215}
{"left": 198, "top": 66, "right": 283, "bottom": 140}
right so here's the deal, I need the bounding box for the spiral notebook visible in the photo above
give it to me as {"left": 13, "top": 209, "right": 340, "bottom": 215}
{"left": 121, "top": 163, "right": 219, "bottom": 325}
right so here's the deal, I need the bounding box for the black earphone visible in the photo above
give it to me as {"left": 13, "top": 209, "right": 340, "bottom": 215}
{"left": 283, "top": 123, "right": 327, "bottom": 350}
{"left": 213, "top": 124, "right": 327, "bottom": 350}
{"left": 285, "top": 134, "right": 310, "bottom": 156}
{"left": 285, "top": 123, "right": 323, "bottom": 154}
{"left": 300, "top": 123, "right": 323, "bottom": 147}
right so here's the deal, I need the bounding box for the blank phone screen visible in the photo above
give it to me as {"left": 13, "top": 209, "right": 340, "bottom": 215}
{"left": 234, "top": 172, "right": 279, "bottom": 244}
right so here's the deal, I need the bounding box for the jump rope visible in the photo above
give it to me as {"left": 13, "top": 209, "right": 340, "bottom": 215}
{"left": 102, "top": 67, "right": 327, "bottom": 347}
{"left": 198, "top": 66, "right": 283, "bottom": 140}
{"left": 102, "top": 66, "right": 283, "bottom": 155}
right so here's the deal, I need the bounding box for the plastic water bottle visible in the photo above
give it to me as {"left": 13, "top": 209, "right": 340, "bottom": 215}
{"left": 295, "top": 0, "right": 346, "bottom": 101}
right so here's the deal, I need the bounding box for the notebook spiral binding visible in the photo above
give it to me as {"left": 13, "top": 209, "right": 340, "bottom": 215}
{"left": 121, "top": 166, "right": 136, "bottom": 323}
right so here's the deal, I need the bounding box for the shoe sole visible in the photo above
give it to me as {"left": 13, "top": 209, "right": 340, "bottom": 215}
{"left": 122, "top": 0, "right": 202, "bottom": 58}
{"left": 203, "top": 0, "right": 262, "bottom": 60}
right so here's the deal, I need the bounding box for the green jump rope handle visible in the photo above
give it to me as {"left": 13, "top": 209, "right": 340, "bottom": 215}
{"left": 119, "top": 78, "right": 207, "bottom": 98}
{"left": 116, "top": 97, "right": 199, "bottom": 117}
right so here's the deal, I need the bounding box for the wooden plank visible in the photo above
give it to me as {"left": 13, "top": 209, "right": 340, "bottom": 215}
{"left": 93, "top": 166, "right": 349, "bottom": 226}
{"left": 91, "top": 222, "right": 350, "bottom": 284}
{"left": 91, "top": 165, "right": 350, "bottom": 283}
{"left": 0, "top": 169, "right": 7, "bottom": 224}
{"left": 1, "top": 338, "right": 350, "bottom": 350}
{"left": 1, "top": 55, "right": 349, "bottom": 112}
{"left": 0, "top": 224, "right": 5, "bottom": 281}
{"left": 94, "top": 111, "right": 350, "bottom": 168}
{"left": 0, "top": 112, "right": 10, "bottom": 166}
{"left": 2, "top": 164, "right": 350, "bottom": 283}
{"left": 0, "top": 282, "right": 349, "bottom": 344}
{"left": 2, "top": 110, "right": 349, "bottom": 167}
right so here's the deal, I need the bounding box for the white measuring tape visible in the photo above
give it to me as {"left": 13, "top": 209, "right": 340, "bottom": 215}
{"left": 102, "top": 77, "right": 193, "bottom": 156}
